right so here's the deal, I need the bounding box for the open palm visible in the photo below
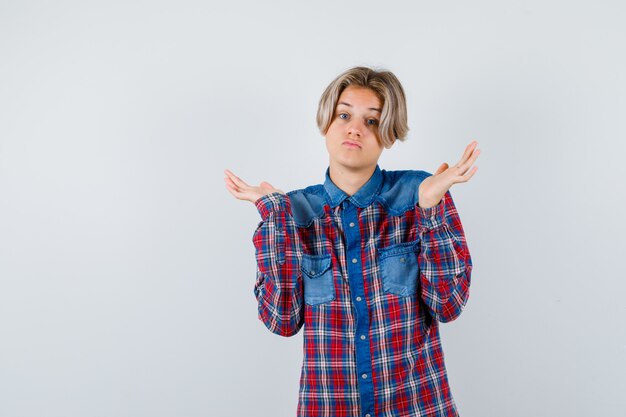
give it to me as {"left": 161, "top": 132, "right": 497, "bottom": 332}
{"left": 418, "top": 141, "right": 480, "bottom": 208}
{"left": 224, "top": 169, "right": 285, "bottom": 204}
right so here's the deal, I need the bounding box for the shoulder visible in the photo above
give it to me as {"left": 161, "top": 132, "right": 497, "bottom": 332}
{"left": 283, "top": 168, "right": 435, "bottom": 224}
{"left": 286, "top": 184, "right": 326, "bottom": 227}
{"left": 377, "top": 168, "right": 433, "bottom": 215}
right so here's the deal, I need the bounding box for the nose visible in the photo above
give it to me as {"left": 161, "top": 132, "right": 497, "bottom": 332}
{"left": 347, "top": 119, "right": 365, "bottom": 138}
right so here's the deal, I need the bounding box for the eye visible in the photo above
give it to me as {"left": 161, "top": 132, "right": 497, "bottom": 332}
{"left": 338, "top": 113, "right": 348, "bottom": 120}
{"left": 367, "top": 119, "right": 379, "bottom": 126}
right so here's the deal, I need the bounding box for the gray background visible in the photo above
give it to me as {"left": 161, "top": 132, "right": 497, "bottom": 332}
{"left": 1, "top": 1, "right": 624, "bottom": 416}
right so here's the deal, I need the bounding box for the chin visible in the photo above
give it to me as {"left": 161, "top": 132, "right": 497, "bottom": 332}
{"left": 334, "top": 156, "right": 372, "bottom": 170}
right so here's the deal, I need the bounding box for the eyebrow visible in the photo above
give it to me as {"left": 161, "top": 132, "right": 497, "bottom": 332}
{"left": 337, "top": 101, "right": 382, "bottom": 114}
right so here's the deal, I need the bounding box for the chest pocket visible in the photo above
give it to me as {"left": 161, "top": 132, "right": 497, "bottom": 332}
{"left": 301, "top": 253, "right": 335, "bottom": 306}
{"left": 378, "top": 240, "right": 420, "bottom": 297}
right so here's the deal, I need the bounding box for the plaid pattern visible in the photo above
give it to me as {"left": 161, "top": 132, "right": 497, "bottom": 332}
{"left": 252, "top": 164, "right": 473, "bottom": 417}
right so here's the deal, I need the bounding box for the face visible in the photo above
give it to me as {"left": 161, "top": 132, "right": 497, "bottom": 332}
{"left": 325, "top": 86, "right": 385, "bottom": 172}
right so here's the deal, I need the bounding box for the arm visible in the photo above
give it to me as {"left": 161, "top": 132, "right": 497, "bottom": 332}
{"left": 416, "top": 190, "right": 473, "bottom": 323}
{"left": 252, "top": 191, "right": 304, "bottom": 337}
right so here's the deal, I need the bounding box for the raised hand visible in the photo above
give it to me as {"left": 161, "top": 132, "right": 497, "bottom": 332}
{"left": 224, "top": 169, "right": 285, "bottom": 204}
{"left": 418, "top": 141, "right": 480, "bottom": 208}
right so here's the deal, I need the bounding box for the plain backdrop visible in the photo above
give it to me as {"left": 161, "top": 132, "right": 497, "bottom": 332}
{"left": 1, "top": 1, "right": 625, "bottom": 416}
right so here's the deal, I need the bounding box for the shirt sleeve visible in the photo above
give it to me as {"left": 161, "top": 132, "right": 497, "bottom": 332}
{"left": 415, "top": 190, "right": 473, "bottom": 323}
{"left": 252, "top": 191, "right": 304, "bottom": 337}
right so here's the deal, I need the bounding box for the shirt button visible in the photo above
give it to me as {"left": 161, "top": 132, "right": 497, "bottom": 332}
{"left": 360, "top": 335, "right": 366, "bottom": 340}
{"left": 356, "top": 296, "right": 362, "bottom": 301}
{"left": 352, "top": 258, "right": 357, "bottom": 264}
{"left": 349, "top": 222, "right": 355, "bottom": 227}
{"left": 366, "top": 414, "right": 371, "bottom": 417}
{"left": 310, "top": 270, "right": 315, "bottom": 274}
{"left": 361, "top": 373, "right": 367, "bottom": 379}
{"left": 400, "top": 257, "right": 405, "bottom": 263}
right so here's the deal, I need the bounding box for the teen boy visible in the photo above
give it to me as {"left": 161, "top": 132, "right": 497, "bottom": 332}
{"left": 224, "top": 66, "right": 480, "bottom": 417}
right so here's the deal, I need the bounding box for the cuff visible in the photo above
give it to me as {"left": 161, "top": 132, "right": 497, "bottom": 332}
{"left": 416, "top": 197, "right": 446, "bottom": 232}
{"left": 255, "top": 191, "right": 291, "bottom": 220}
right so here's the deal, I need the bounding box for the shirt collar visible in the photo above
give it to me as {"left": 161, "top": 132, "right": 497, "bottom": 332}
{"left": 323, "top": 164, "right": 383, "bottom": 209}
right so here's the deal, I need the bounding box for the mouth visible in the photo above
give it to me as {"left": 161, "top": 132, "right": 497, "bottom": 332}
{"left": 343, "top": 141, "right": 362, "bottom": 149}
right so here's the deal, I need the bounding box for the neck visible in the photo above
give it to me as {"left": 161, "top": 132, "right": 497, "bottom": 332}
{"left": 328, "top": 161, "right": 376, "bottom": 197}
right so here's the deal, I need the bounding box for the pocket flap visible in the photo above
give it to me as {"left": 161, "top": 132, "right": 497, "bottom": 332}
{"left": 301, "top": 253, "right": 332, "bottom": 278}
{"left": 378, "top": 239, "right": 420, "bottom": 259}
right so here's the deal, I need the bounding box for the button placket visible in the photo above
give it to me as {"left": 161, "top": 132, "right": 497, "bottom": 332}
{"left": 341, "top": 200, "right": 375, "bottom": 417}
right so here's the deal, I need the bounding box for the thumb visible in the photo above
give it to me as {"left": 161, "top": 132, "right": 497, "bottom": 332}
{"left": 259, "top": 181, "right": 274, "bottom": 191}
{"left": 260, "top": 181, "right": 285, "bottom": 195}
{"left": 434, "top": 162, "right": 449, "bottom": 176}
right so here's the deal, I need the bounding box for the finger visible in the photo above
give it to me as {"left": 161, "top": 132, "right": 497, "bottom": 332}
{"left": 454, "top": 146, "right": 480, "bottom": 177}
{"left": 463, "top": 166, "right": 478, "bottom": 181}
{"left": 224, "top": 181, "right": 241, "bottom": 198}
{"left": 460, "top": 141, "right": 478, "bottom": 164}
{"left": 224, "top": 178, "right": 244, "bottom": 196}
{"left": 224, "top": 177, "right": 251, "bottom": 200}
{"left": 454, "top": 140, "right": 478, "bottom": 168}
{"left": 457, "top": 166, "right": 478, "bottom": 183}
{"left": 225, "top": 181, "right": 254, "bottom": 202}
{"left": 225, "top": 169, "right": 251, "bottom": 190}
{"left": 224, "top": 168, "right": 245, "bottom": 184}
{"left": 224, "top": 176, "right": 240, "bottom": 191}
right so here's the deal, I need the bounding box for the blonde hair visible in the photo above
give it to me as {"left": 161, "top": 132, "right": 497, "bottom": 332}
{"left": 316, "top": 66, "right": 409, "bottom": 149}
